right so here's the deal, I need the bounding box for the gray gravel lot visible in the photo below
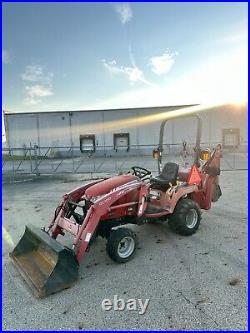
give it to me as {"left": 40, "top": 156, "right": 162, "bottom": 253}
{"left": 2, "top": 171, "right": 248, "bottom": 330}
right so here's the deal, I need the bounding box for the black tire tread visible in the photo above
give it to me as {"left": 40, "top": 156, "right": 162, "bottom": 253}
{"left": 168, "top": 198, "right": 201, "bottom": 236}
{"left": 106, "top": 228, "right": 138, "bottom": 263}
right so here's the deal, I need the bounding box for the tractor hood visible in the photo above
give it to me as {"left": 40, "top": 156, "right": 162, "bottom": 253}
{"left": 85, "top": 175, "right": 137, "bottom": 198}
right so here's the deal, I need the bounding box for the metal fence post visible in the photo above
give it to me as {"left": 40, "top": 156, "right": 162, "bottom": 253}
{"left": 10, "top": 147, "right": 15, "bottom": 179}
{"left": 29, "top": 142, "right": 33, "bottom": 173}
{"left": 71, "top": 147, "right": 74, "bottom": 174}
{"left": 34, "top": 145, "right": 40, "bottom": 176}
{"left": 93, "top": 154, "right": 96, "bottom": 173}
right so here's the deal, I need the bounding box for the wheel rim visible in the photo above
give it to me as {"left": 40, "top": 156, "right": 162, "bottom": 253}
{"left": 185, "top": 209, "right": 198, "bottom": 229}
{"left": 117, "top": 236, "right": 135, "bottom": 258}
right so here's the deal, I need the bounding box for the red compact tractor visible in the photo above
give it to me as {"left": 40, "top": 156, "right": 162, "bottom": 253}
{"left": 10, "top": 114, "right": 222, "bottom": 297}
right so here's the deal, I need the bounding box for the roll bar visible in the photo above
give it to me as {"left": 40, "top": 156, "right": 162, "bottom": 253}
{"left": 157, "top": 114, "right": 202, "bottom": 172}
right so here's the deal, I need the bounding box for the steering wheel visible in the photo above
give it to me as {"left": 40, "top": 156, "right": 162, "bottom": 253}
{"left": 131, "top": 166, "right": 151, "bottom": 179}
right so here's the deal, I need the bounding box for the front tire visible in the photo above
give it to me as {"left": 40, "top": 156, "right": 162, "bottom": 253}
{"left": 106, "top": 228, "right": 138, "bottom": 263}
{"left": 168, "top": 198, "right": 201, "bottom": 236}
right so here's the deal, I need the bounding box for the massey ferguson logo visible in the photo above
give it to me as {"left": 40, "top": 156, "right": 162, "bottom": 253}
{"left": 109, "top": 181, "right": 139, "bottom": 195}
{"left": 95, "top": 180, "right": 139, "bottom": 205}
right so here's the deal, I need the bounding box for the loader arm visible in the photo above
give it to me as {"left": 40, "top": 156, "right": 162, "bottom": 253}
{"left": 74, "top": 179, "right": 142, "bottom": 261}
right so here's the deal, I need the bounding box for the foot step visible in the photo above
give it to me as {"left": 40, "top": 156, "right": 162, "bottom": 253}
{"left": 145, "top": 205, "right": 169, "bottom": 214}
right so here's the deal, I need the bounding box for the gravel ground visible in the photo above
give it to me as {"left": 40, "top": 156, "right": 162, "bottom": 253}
{"left": 2, "top": 171, "right": 248, "bottom": 331}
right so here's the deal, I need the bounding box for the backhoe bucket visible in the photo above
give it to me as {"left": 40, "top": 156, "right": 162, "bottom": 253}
{"left": 10, "top": 225, "right": 79, "bottom": 298}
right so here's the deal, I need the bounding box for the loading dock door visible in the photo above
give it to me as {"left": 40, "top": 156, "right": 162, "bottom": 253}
{"left": 114, "top": 133, "right": 130, "bottom": 152}
{"left": 222, "top": 128, "right": 240, "bottom": 148}
{"left": 80, "top": 134, "right": 96, "bottom": 153}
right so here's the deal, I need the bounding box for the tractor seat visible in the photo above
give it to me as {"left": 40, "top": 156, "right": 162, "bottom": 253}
{"left": 150, "top": 162, "right": 179, "bottom": 192}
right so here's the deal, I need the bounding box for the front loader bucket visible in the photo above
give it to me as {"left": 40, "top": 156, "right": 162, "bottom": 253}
{"left": 10, "top": 225, "right": 79, "bottom": 298}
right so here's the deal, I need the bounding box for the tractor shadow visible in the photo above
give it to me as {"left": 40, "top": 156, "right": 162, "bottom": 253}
{"left": 78, "top": 221, "right": 176, "bottom": 277}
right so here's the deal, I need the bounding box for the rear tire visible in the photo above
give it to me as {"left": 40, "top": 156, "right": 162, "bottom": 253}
{"left": 168, "top": 198, "right": 201, "bottom": 236}
{"left": 106, "top": 228, "right": 138, "bottom": 263}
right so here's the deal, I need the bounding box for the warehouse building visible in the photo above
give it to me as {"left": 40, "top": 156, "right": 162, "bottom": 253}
{"left": 3, "top": 103, "right": 248, "bottom": 156}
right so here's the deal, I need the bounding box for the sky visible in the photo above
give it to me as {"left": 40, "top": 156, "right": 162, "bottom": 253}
{"left": 2, "top": 2, "right": 248, "bottom": 112}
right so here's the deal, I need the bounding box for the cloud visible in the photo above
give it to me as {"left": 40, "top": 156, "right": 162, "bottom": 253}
{"left": 92, "top": 47, "right": 247, "bottom": 109}
{"left": 149, "top": 50, "right": 177, "bottom": 75}
{"left": 21, "top": 65, "right": 53, "bottom": 83}
{"left": 2, "top": 50, "right": 11, "bottom": 64}
{"left": 25, "top": 84, "right": 53, "bottom": 98}
{"left": 13, "top": 47, "right": 246, "bottom": 112}
{"left": 114, "top": 3, "right": 133, "bottom": 25}
{"left": 22, "top": 65, "right": 54, "bottom": 105}
{"left": 24, "top": 85, "right": 53, "bottom": 105}
{"left": 103, "top": 59, "right": 152, "bottom": 85}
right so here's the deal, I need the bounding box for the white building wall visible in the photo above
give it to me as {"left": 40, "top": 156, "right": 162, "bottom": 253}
{"left": 102, "top": 109, "right": 138, "bottom": 148}
{"left": 4, "top": 104, "right": 248, "bottom": 154}
{"left": 137, "top": 109, "right": 173, "bottom": 146}
{"left": 38, "top": 112, "right": 71, "bottom": 147}
{"left": 70, "top": 111, "right": 104, "bottom": 148}
{"left": 5, "top": 113, "right": 38, "bottom": 148}
{"left": 208, "top": 107, "right": 248, "bottom": 145}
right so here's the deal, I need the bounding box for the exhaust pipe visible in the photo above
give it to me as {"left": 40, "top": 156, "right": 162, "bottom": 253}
{"left": 10, "top": 225, "right": 79, "bottom": 298}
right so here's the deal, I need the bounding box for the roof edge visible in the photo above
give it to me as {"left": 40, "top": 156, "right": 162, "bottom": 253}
{"left": 3, "top": 104, "right": 199, "bottom": 116}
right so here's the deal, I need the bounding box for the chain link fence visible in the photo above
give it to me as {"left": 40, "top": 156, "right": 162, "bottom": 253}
{"left": 2, "top": 143, "right": 248, "bottom": 179}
